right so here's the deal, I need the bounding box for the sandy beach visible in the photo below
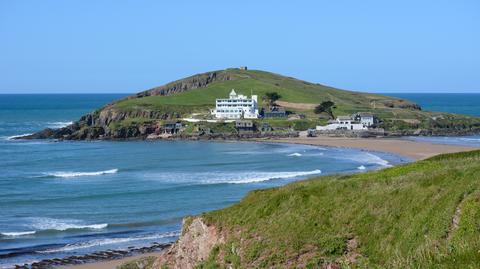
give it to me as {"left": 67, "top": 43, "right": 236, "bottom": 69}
{"left": 60, "top": 253, "right": 162, "bottom": 269}
{"left": 269, "top": 136, "right": 477, "bottom": 160}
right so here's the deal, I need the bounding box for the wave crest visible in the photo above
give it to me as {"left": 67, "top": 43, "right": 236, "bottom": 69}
{"left": 204, "top": 169, "right": 322, "bottom": 184}
{"left": 27, "top": 217, "right": 108, "bottom": 232}
{"left": 0, "top": 231, "right": 36, "bottom": 237}
{"left": 47, "top": 121, "right": 73, "bottom": 129}
{"left": 38, "top": 231, "right": 180, "bottom": 253}
{"left": 4, "top": 133, "right": 33, "bottom": 140}
{"left": 45, "top": 169, "right": 118, "bottom": 178}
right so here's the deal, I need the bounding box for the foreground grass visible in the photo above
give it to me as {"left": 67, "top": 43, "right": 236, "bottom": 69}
{"left": 200, "top": 150, "right": 480, "bottom": 268}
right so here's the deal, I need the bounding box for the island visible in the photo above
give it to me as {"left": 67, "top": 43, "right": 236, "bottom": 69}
{"left": 22, "top": 67, "right": 480, "bottom": 141}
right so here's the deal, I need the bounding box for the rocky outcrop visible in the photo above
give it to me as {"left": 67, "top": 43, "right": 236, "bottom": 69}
{"left": 135, "top": 71, "right": 234, "bottom": 98}
{"left": 13, "top": 242, "right": 170, "bottom": 269}
{"left": 153, "top": 217, "right": 223, "bottom": 269}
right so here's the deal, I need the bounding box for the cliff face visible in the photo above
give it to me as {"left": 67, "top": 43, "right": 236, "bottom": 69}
{"left": 154, "top": 217, "right": 223, "bottom": 269}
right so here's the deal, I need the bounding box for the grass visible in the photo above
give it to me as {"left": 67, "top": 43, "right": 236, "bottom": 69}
{"left": 198, "top": 150, "right": 480, "bottom": 268}
{"left": 114, "top": 69, "right": 398, "bottom": 113}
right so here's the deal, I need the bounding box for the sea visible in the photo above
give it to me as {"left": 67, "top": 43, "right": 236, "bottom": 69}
{"left": 0, "top": 93, "right": 479, "bottom": 268}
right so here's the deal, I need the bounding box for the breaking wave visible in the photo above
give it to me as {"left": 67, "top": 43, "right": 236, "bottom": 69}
{"left": 44, "top": 169, "right": 118, "bottom": 178}
{"left": 1, "top": 218, "right": 108, "bottom": 238}
{"left": 4, "top": 133, "right": 33, "bottom": 140}
{"left": 203, "top": 169, "right": 322, "bottom": 184}
{"left": 364, "top": 153, "right": 391, "bottom": 167}
{"left": 29, "top": 217, "right": 107, "bottom": 232}
{"left": 0, "top": 231, "right": 36, "bottom": 237}
{"left": 46, "top": 121, "right": 73, "bottom": 129}
{"left": 287, "top": 152, "right": 302, "bottom": 157}
{"left": 37, "top": 231, "right": 180, "bottom": 253}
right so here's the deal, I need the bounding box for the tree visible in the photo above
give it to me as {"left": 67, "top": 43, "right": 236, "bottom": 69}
{"left": 264, "top": 92, "right": 281, "bottom": 109}
{"left": 314, "top": 101, "right": 335, "bottom": 119}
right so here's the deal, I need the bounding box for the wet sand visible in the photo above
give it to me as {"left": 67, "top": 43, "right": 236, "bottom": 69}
{"left": 60, "top": 253, "right": 162, "bottom": 269}
{"left": 269, "top": 136, "right": 477, "bottom": 160}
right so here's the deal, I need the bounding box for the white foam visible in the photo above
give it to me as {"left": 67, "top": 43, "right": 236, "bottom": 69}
{"left": 45, "top": 169, "right": 118, "bottom": 178}
{"left": 5, "top": 133, "right": 33, "bottom": 140}
{"left": 287, "top": 152, "right": 302, "bottom": 157}
{"left": 47, "top": 121, "right": 73, "bottom": 129}
{"left": 0, "top": 231, "right": 36, "bottom": 237}
{"left": 28, "top": 217, "right": 108, "bottom": 231}
{"left": 38, "top": 231, "right": 180, "bottom": 253}
{"left": 357, "top": 165, "right": 366, "bottom": 170}
{"left": 364, "top": 153, "right": 391, "bottom": 167}
{"left": 204, "top": 169, "right": 322, "bottom": 184}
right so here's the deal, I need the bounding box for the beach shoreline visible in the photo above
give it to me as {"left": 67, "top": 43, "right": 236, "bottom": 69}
{"left": 263, "top": 136, "right": 477, "bottom": 160}
{"left": 59, "top": 253, "right": 162, "bottom": 269}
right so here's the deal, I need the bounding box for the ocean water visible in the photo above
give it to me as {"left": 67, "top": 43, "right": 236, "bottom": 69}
{"left": 0, "top": 94, "right": 410, "bottom": 268}
{"left": 387, "top": 93, "right": 480, "bottom": 147}
{"left": 388, "top": 93, "right": 480, "bottom": 117}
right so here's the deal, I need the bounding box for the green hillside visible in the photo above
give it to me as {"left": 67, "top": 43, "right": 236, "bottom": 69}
{"left": 109, "top": 68, "right": 479, "bottom": 133}
{"left": 198, "top": 150, "right": 480, "bottom": 268}
{"left": 115, "top": 69, "right": 416, "bottom": 116}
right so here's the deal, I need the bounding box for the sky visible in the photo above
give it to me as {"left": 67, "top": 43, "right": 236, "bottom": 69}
{"left": 0, "top": 0, "right": 479, "bottom": 94}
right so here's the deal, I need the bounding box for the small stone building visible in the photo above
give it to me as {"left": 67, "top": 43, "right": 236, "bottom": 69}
{"left": 263, "top": 106, "right": 287, "bottom": 118}
{"left": 161, "top": 122, "right": 183, "bottom": 134}
{"left": 235, "top": 120, "right": 254, "bottom": 132}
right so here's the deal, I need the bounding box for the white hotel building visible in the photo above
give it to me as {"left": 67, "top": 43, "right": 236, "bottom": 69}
{"left": 211, "top": 89, "right": 260, "bottom": 119}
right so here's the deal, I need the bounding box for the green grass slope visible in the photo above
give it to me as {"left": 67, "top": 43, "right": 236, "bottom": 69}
{"left": 115, "top": 69, "right": 412, "bottom": 114}
{"left": 107, "top": 68, "right": 480, "bottom": 133}
{"left": 200, "top": 150, "right": 480, "bottom": 268}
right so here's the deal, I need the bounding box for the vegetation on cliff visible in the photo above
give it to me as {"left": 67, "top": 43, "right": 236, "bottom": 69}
{"left": 26, "top": 68, "right": 480, "bottom": 140}
{"left": 187, "top": 150, "right": 480, "bottom": 268}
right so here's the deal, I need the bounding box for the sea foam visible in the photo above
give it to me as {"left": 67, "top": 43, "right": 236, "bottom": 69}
{"left": 0, "top": 231, "right": 36, "bottom": 237}
{"left": 204, "top": 169, "right": 322, "bottom": 184}
{"left": 28, "top": 217, "right": 108, "bottom": 232}
{"left": 45, "top": 169, "right": 118, "bottom": 178}
{"left": 37, "top": 231, "right": 180, "bottom": 253}
{"left": 287, "top": 152, "right": 302, "bottom": 157}
{"left": 5, "top": 133, "right": 33, "bottom": 140}
{"left": 46, "top": 121, "right": 73, "bottom": 129}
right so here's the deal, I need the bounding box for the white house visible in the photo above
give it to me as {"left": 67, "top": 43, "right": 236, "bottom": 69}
{"left": 316, "top": 115, "right": 367, "bottom": 131}
{"left": 211, "top": 89, "right": 260, "bottom": 119}
{"left": 353, "top": 112, "right": 375, "bottom": 127}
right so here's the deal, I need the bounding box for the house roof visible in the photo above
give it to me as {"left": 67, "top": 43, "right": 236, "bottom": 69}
{"left": 337, "top": 116, "right": 352, "bottom": 120}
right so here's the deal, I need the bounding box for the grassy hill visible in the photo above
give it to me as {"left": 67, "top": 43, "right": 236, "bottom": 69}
{"left": 108, "top": 68, "right": 479, "bottom": 133}
{"left": 114, "top": 68, "right": 419, "bottom": 117}
{"left": 192, "top": 150, "right": 480, "bottom": 268}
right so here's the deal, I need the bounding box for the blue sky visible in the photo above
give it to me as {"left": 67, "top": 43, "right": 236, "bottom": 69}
{"left": 0, "top": 0, "right": 479, "bottom": 94}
